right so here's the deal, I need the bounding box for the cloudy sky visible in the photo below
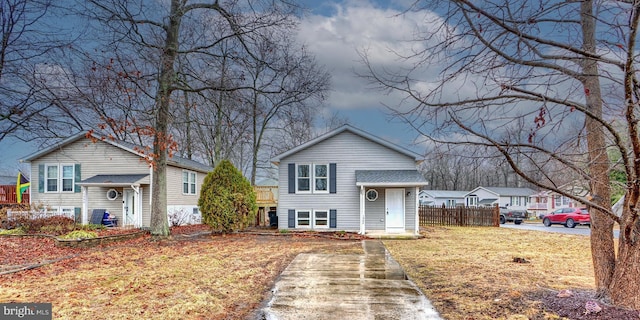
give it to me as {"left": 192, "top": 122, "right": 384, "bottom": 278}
{"left": 0, "top": 0, "right": 432, "bottom": 174}
{"left": 295, "top": 0, "right": 433, "bottom": 142}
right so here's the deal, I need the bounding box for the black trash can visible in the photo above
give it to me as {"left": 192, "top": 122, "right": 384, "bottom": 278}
{"left": 268, "top": 210, "right": 278, "bottom": 227}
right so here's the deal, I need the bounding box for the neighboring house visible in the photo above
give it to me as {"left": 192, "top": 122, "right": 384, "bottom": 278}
{"left": 21, "top": 132, "right": 212, "bottom": 228}
{"left": 528, "top": 188, "right": 588, "bottom": 216}
{"left": 464, "top": 186, "right": 536, "bottom": 211}
{"left": 271, "top": 125, "right": 427, "bottom": 235}
{"left": 419, "top": 190, "right": 468, "bottom": 207}
{"left": 254, "top": 178, "right": 278, "bottom": 227}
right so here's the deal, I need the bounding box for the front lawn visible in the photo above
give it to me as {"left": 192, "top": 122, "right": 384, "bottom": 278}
{"left": 384, "top": 226, "right": 615, "bottom": 319}
{"left": 0, "top": 233, "right": 362, "bottom": 319}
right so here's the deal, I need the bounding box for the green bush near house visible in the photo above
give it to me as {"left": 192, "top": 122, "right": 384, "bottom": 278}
{"left": 198, "top": 160, "right": 257, "bottom": 233}
{"left": 59, "top": 230, "right": 97, "bottom": 239}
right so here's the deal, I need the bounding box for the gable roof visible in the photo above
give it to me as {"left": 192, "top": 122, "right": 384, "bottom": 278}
{"left": 271, "top": 125, "right": 423, "bottom": 164}
{"left": 21, "top": 131, "right": 212, "bottom": 173}
{"left": 465, "top": 186, "right": 537, "bottom": 197}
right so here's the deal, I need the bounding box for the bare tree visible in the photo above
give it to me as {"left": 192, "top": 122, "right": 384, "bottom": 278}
{"left": 0, "top": 0, "right": 79, "bottom": 142}
{"left": 362, "top": 0, "right": 640, "bottom": 308}
{"left": 83, "top": 0, "right": 301, "bottom": 237}
{"left": 241, "top": 33, "right": 330, "bottom": 185}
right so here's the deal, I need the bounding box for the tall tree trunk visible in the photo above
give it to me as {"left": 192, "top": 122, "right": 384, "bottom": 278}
{"left": 581, "top": 0, "right": 615, "bottom": 299}
{"left": 608, "top": 1, "right": 640, "bottom": 308}
{"left": 151, "top": 0, "right": 182, "bottom": 237}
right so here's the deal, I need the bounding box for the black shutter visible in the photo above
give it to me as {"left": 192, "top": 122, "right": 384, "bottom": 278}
{"left": 288, "top": 163, "right": 295, "bottom": 194}
{"left": 74, "top": 164, "right": 81, "bottom": 193}
{"left": 288, "top": 209, "right": 295, "bottom": 228}
{"left": 330, "top": 209, "right": 337, "bottom": 228}
{"left": 38, "top": 164, "right": 44, "bottom": 193}
{"left": 329, "top": 163, "right": 336, "bottom": 194}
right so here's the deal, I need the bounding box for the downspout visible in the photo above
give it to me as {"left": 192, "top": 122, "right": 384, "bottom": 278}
{"left": 360, "top": 185, "right": 365, "bottom": 235}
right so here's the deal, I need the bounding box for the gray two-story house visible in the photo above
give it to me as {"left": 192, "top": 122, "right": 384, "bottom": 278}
{"left": 271, "top": 125, "right": 427, "bottom": 235}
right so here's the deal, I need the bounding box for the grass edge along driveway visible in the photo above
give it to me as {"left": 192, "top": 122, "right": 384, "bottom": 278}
{"left": 384, "top": 226, "right": 596, "bottom": 320}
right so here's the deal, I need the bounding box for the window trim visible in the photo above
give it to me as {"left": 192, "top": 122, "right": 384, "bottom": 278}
{"left": 313, "top": 210, "right": 329, "bottom": 228}
{"left": 182, "top": 170, "right": 197, "bottom": 195}
{"left": 60, "top": 164, "right": 74, "bottom": 192}
{"left": 296, "top": 164, "right": 312, "bottom": 194}
{"left": 45, "top": 164, "right": 58, "bottom": 193}
{"left": 295, "top": 163, "right": 332, "bottom": 194}
{"left": 313, "top": 164, "right": 329, "bottom": 193}
{"left": 44, "top": 164, "right": 75, "bottom": 193}
{"left": 296, "top": 209, "right": 311, "bottom": 228}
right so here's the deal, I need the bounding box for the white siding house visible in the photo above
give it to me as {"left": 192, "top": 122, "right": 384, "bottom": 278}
{"left": 419, "top": 190, "right": 468, "bottom": 207}
{"left": 22, "top": 132, "right": 211, "bottom": 228}
{"left": 272, "top": 125, "right": 427, "bottom": 235}
{"left": 464, "top": 187, "right": 536, "bottom": 211}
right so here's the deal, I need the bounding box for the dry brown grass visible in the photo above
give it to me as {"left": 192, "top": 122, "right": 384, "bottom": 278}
{"left": 384, "top": 226, "right": 596, "bottom": 320}
{"left": 0, "top": 234, "right": 362, "bottom": 320}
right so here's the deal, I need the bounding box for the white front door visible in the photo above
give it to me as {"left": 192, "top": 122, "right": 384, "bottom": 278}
{"left": 123, "top": 189, "right": 136, "bottom": 227}
{"left": 386, "top": 188, "right": 405, "bottom": 232}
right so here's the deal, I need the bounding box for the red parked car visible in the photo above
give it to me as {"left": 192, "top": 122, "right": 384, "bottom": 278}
{"left": 542, "top": 207, "right": 590, "bottom": 228}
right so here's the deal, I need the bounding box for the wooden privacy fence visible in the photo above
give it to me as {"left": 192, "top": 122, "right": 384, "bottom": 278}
{"left": 0, "top": 186, "right": 30, "bottom": 205}
{"left": 419, "top": 204, "right": 499, "bottom": 227}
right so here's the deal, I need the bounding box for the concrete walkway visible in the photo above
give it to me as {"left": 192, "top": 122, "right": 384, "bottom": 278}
{"left": 260, "top": 240, "right": 442, "bottom": 320}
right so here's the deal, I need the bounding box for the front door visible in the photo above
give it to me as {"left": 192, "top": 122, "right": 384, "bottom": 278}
{"left": 386, "top": 188, "right": 405, "bottom": 232}
{"left": 123, "top": 189, "right": 136, "bottom": 226}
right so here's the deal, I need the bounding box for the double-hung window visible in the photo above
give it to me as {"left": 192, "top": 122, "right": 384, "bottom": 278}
{"left": 314, "top": 210, "right": 328, "bottom": 228}
{"left": 46, "top": 165, "right": 58, "bottom": 192}
{"left": 296, "top": 210, "right": 311, "bottom": 227}
{"left": 297, "top": 164, "right": 311, "bottom": 192}
{"left": 183, "top": 171, "right": 197, "bottom": 195}
{"left": 62, "top": 165, "right": 74, "bottom": 192}
{"left": 314, "top": 164, "right": 328, "bottom": 193}
{"left": 296, "top": 163, "right": 330, "bottom": 193}
{"left": 45, "top": 164, "right": 74, "bottom": 193}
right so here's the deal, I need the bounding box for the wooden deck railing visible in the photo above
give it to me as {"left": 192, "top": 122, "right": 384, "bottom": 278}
{"left": 0, "top": 186, "right": 30, "bottom": 205}
{"left": 419, "top": 204, "right": 498, "bottom": 227}
{"left": 254, "top": 186, "right": 277, "bottom": 205}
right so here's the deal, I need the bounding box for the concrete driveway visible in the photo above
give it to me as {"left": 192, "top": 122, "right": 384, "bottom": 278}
{"left": 260, "top": 240, "right": 441, "bottom": 320}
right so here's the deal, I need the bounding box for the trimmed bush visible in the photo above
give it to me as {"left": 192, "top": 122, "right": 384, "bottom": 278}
{"left": 198, "top": 160, "right": 257, "bottom": 232}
